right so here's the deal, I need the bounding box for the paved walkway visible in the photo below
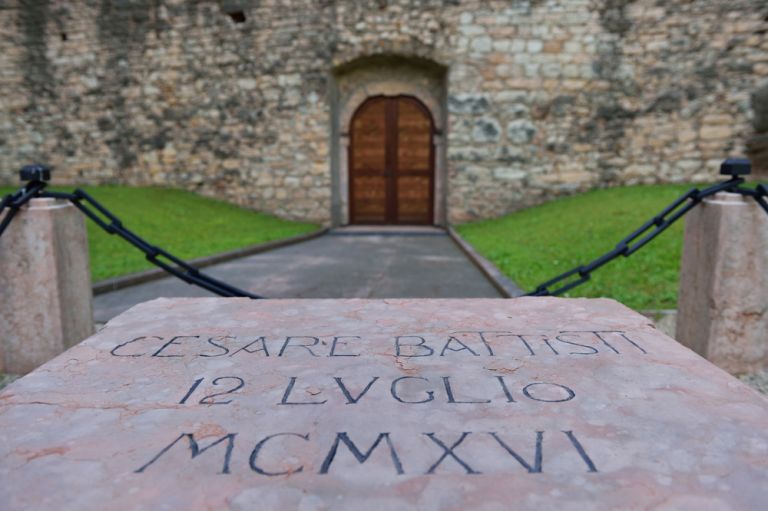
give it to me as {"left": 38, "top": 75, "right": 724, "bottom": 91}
{"left": 93, "top": 227, "right": 501, "bottom": 322}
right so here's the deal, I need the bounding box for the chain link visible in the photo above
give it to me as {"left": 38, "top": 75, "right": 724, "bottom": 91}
{"left": 732, "top": 183, "right": 768, "bottom": 215}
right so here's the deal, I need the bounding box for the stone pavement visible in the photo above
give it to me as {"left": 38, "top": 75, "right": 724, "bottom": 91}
{"left": 93, "top": 227, "right": 501, "bottom": 323}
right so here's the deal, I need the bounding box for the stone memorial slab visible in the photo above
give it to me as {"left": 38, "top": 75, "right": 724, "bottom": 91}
{"left": 1, "top": 297, "right": 768, "bottom": 510}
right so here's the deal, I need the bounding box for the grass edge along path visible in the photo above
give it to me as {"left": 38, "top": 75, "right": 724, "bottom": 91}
{"left": 0, "top": 185, "right": 319, "bottom": 282}
{"left": 455, "top": 183, "right": 715, "bottom": 310}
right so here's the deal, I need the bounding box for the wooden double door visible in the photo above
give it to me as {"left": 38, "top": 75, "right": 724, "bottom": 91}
{"left": 349, "top": 95, "right": 435, "bottom": 225}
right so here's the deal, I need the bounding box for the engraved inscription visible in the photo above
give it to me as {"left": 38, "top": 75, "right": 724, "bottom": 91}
{"left": 110, "top": 328, "right": 640, "bottom": 477}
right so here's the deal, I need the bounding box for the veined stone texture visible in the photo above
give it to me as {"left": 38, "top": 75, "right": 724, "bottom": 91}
{"left": 676, "top": 192, "right": 768, "bottom": 375}
{"left": 1, "top": 297, "right": 768, "bottom": 510}
{"left": 0, "top": 198, "right": 93, "bottom": 374}
{"left": 0, "top": 1, "right": 766, "bottom": 223}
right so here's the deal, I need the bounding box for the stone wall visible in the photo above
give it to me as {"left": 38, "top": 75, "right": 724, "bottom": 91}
{"left": 443, "top": 0, "right": 768, "bottom": 220}
{"left": 1, "top": 0, "right": 766, "bottom": 224}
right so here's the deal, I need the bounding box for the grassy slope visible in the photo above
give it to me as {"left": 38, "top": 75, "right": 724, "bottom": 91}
{"left": 1, "top": 185, "right": 318, "bottom": 281}
{"left": 456, "top": 184, "right": 703, "bottom": 310}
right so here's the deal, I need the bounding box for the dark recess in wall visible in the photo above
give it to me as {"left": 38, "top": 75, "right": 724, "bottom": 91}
{"left": 227, "top": 10, "right": 246, "bottom": 23}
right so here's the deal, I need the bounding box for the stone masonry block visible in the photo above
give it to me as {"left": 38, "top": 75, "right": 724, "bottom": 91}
{"left": 676, "top": 192, "right": 768, "bottom": 374}
{"left": 0, "top": 198, "right": 93, "bottom": 374}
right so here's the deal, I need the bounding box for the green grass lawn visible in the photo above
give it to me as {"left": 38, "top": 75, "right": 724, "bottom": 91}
{"left": 457, "top": 184, "right": 712, "bottom": 310}
{"left": 1, "top": 185, "right": 318, "bottom": 282}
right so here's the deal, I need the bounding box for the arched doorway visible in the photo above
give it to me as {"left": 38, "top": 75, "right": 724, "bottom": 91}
{"left": 349, "top": 95, "right": 435, "bottom": 225}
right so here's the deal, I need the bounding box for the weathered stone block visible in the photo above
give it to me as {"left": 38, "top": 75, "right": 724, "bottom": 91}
{"left": 470, "top": 37, "right": 492, "bottom": 52}
{"left": 472, "top": 118, "right": 501, "bottom": 143}
{"left": 1, "top": 297, "right": 768, "bottom": 509}
{"left": 0, "top": 199, "right": 93, "bottom": 374}
{"left": 677, "top": 192, "right": 768, "bottom": 374}
{"left": 447, "top": 94, "right": 490, "bottom": 115}
{"left": 506, "top": 119, "right": 536, "bottom": 144}
{"left": 492, "top": 166, "right": 526, "bottom": 180}
{"left": 699, "top": 125, "right": 733, "bottom": 140}
{"left": 526, "top": 40, "right": 543, "bottom": 53}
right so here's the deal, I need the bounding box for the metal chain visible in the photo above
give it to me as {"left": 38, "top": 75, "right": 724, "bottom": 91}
{"left": 0, "top": 181, "right": 47, "bottom": 237}
{"left": 1, "top": 181, "right": 261, "bottom": 299}
{"left": 733, "top": 183, "right": 768, "bottom": 215}
{"left": 526, "top": 176, "right": 767, "bottom": 297}
{"left": 2, "top": 162, "right": 766, "bottom": 301}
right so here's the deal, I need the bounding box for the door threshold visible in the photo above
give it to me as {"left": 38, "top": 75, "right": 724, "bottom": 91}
{"left": 331, "top": 225, "right": 447, "bottom": 236}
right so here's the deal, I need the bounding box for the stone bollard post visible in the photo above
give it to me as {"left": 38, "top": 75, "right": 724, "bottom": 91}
{"left": 0, "top": 198, "right": 93, "bottom": 374}
{"left": 676, "top": 192, "right": 768, "bottom": 375}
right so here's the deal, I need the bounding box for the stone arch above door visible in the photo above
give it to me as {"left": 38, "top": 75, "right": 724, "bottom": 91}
{"left": 330, "top": 55, "right": 448, "bottom": 226}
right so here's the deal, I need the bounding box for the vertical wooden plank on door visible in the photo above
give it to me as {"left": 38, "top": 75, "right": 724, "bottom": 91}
{"left": 386, "top": 97, "right": 398, "bottom": 224}
{"left": 350, "top": 97, "right": 388, "bottom": 224}
{"left": 395, "top": 96, "right": 434, "bottom": 224}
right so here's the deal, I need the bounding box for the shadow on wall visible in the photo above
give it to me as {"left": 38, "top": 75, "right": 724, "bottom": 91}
{"left": 748, "top": 82, "right": 768, "bottom": 179}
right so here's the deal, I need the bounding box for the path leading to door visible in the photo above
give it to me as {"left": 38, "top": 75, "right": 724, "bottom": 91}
{"left": 93, "top": 227, "right": 501, "bottom": 323}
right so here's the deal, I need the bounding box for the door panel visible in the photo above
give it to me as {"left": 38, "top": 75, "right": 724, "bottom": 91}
{"left": 396, "top": 98, "right": 432, "bottom": 173}
{"left": 351, "top": 176, "right": 388, "bottom": 223}
{"left": 350, "top": 98, "right": 388, "bottom": 224}
{"left": 349, "top": 95, "right": 434, "bottom": 225}
{"left": 396, "top": 175, "right": 432, "bottom": 224}
{"left": 395, "top": 97, "right": 433, "bottom": 224}
{"left": 351, "top": 99, "right": 387, "bottom": 172}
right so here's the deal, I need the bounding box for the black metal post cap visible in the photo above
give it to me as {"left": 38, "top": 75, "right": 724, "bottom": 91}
{"left": 19, "top": 163, "right": 51, "bottom": 182}
{"left": 719, "top": 158, "right": 751, "bottom": 176}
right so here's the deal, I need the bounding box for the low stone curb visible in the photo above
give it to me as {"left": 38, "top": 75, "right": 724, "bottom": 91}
{"left": 446, "top": 226, "right": 525, "bottom": 298}
{"left": 92, "top": 228, "right": 329, "bottom": 295}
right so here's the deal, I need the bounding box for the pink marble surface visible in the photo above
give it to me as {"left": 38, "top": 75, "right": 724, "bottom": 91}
{"left": 0, "top": 198, "right": 92, "bottom": 373}
{"left": 1, "top": 297, "right": 768, "bottom": 510}
{"left": 677, "top": 192, "right": 768, "bottom": 374}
